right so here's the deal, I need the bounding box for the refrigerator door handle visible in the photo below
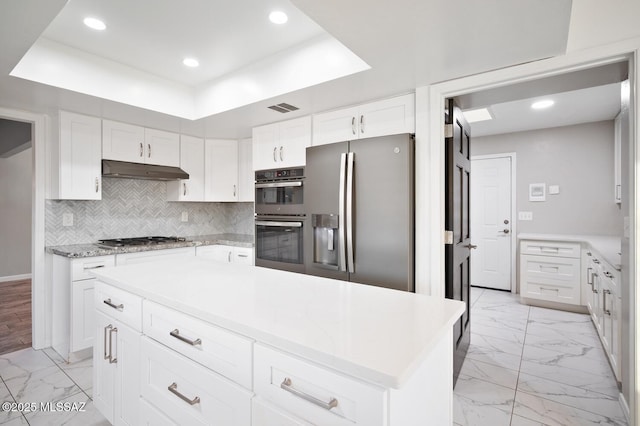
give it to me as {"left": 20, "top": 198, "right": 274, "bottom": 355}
{"left": 346, "top": 152, "right": 355, "bottom": 273}
{"left": 338, "top": 153, "right": 347, "bottom": 272}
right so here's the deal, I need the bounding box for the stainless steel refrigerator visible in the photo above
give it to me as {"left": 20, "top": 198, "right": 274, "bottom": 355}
{"left": 304, "top": 133, "right": 414, "bottom": 291}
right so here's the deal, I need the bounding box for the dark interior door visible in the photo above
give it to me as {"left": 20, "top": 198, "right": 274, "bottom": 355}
{"left": 445, "top": 98, "right": 471, "bottom": 386}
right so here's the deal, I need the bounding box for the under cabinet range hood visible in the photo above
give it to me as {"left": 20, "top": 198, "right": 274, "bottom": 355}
{"left": 102, "top": 160, "right": 189, "bottom": 181}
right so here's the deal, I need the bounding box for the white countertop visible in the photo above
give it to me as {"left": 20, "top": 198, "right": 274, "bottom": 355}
{"left": 91, "top": 258, "right": 464, "bottom": 389}
{"left": 518, "top": 233, "right": 622, "bottom": 270}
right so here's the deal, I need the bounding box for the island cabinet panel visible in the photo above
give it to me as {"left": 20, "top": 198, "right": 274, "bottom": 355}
{"left": 252, "top": 398, "right": 313, "bottom": 426}
{"left": 140, "top": 337, "right": 252, "bottom": 426}
{"left": 139, "top": 398, "right": 176, "bottom": 426}
{"left": 95, "top": 281, "right": 143, "bottom": 331}
{"left": 142, "top": 300, "right": 253, "bottom": 389}
{"left": 254, "top": 344, "right": 386, "bottom": 426}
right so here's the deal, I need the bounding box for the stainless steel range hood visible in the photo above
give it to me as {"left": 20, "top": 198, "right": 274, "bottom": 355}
{"left": 102, "top": 160, "right": 189, "bottom": 181}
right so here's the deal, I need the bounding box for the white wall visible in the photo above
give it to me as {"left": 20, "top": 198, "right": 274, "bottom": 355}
{"left": 471, "top": 121, "right": 622, "bottom": 236}
{"left": 0, "top": 147, "right": 32, "bottom": 277}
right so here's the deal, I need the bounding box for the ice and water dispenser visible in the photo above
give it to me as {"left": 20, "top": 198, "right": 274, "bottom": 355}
{"left": 312, "top": 214, "right": 339, "bottom": 269}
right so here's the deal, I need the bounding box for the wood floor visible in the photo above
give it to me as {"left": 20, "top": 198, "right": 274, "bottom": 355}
{"left": 0, "top": 279, "right": 32, "bottom": 355}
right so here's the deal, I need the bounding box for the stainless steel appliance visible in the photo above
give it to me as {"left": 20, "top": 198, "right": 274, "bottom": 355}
{"left": 97, "top": 236, "right": 187, "bottom": 248}
{"left": 254, "top": 167, "right": 306, "bottom": 273}
{"left": 304, "top": 134, "right": 414, "bottom": 291}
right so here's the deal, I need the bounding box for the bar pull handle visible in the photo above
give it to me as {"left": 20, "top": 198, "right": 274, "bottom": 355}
{"left": 168, "top": 382, "right": 201, "bottom": 405}
{"left": 170, "top": 329, "right": 202, "bottom": 346}
{"left": 83, "top": 264, "right": 105, "bottom": 270}
{"left": 228, "top": 251, "right": 232, "bottom": 263}
{"left": 360, "top": 114, "right": 365, "bottom": 133}
{"left": 280, "top": 378, "right": 338, "bottom": 410}
{"left": 95, "top": 177, "right": 99, "bottom": 193}
{"left": 540, "top": 287, "right": 560, "bottom": 292}
{"left": 351, "top": 117, "right": 356, "bottom": 135}
{"left": 338, "top": 153, "right": 347, "bottom": 272}
{"left": 464, "top": 244, "right": 477, "bottom": 249}
{"left": 103, "top": 298, "right": 124, "bottom": 311}
{"left": 148, "top": 143, "right": 151, "bottom": 158}
{"left": 328, "top": 228, "right": 334, "bottom": 251}
{"left": 139, "top": 142, "right": 143, "bottom": 157}
{"left": 273, "top": 147, "right": 277, "bottom": 162}
{"left": 592, "top": 273, "right": 599, "bottom": 293}
{"left": 346, "top": 152, "right": 355, "bottom": 273}
{"left": 233, "top": 184, "right": 237, "bottom": 197}
{"left": 603, "top": 289, "right": 611, "bottom": 315}
{"left": 237, "top": 254, "right": 248, "bottom": 258}
{"left": 587, "top": 267, "right": 593, "bottom": 287}
{"left": 616, "top": 184, "right": 621, "bottom": 200}
{"left": 280, "top": 146, "right": 284, "bottom": 161}
{"left": 183, "top": 182, "right": 187, "bottom": 196}
{"left": 103, "top": 324, "right": 112, "bottom": 360}
{"left": 108, "top": 327, "right": 118, "bottom": 363}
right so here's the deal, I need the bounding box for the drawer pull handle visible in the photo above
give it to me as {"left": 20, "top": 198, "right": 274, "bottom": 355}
{"left": 108, "top": 327, "right": 118, "bottom": 364}
{"left": 103, "top": 324, "right": 112, "bottom": 360}
{"left": 103, "top": 298, "right": 124, "bottom": 311}
{"left": 170, "top": 329, "right": 202, "bottom": 346}
{"left": 84, "top": 265, "right": 105, "bottom": 270}
{"left": 603, "top": 289, "right": 611, "bottom": 315}
{"left": 238, "top": 254, "right": 249, "bottom": 258}
{"left": 593, "top": 258, "right": 600, "bottom": 264}
{"left": 540, "top": 287, "right": 560, "bottom": 292}
{"left": 540, "top": 247, "right": 559, "bottom": 253}
{"left": 539, "top": 265, "right": 559, "bottom": 271}
{"left": 280, "top": 377, "right": 338, "bottom": 410}
{"left": 168, "top": 382, "right": 200, "bottom": 405}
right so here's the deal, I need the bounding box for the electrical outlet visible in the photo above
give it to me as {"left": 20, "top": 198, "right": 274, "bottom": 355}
{"left": 62, "top": 213, "right": 74, "bottom": 227}
{"left": 518, "top": 211, "right": 533, "bottom": 221}
{"left": 181, "top": 211, "right": 189, "bottom": 222}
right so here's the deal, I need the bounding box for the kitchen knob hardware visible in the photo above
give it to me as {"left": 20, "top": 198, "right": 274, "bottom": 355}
{"left": 586, "top": 251, "right": 592, "bottom": 256}
{"left": 603, "top": 289, "right": 611, "bottom": 315}
{"left": 504, "top": 219, "right": 509, "bottom": 224}
{"left": 169, "top": 329, "right": 202, "bottom": 346}
{"left": 139, "top": 142, "right": 143, "bottom": 157}
{"left": 280, "top": 378, "right": 338, "bottom": 410}
{"left": 273, "top": 147, "right": 277, "bottom": 162}
{"left": 360, "top": 114, "right": 365, "bottom": 133}
{"left": 168, "top": 382, "right": 200, "bottom": 405}
{"left": 464, "top": 244, "right": 478, "bottom": 249}
{"left": 351, "top": 117, "right": 356, "bottom": 135}
{"left": 108, "top": 327, "right": 118, "bottom": 363}
{"left": 279, "top": 146, "right": 284, "bottom": 161}
{"left": 501, "top": 229, "right": 510, "bottom": 234}
{"left": 103, "top": 298, "right": 124, "bottom": 311}
{"left": 148, "top": 143, "right": 151, "bottom": 158}
{"left": 603, "top": 271, "right": 613, "bottom": 278}
{"left": 103, "top": 324, "right": 113, "bottom": 360}
{"left": 95, "top": 177, "right": 99, "bottom": 193}
{"left": 183, "top": 182, "right": 187, "bottom": 196}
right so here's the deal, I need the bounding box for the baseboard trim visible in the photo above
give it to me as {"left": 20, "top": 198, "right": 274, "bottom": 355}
{"left": 0, "top": 273, "right": 32, "bottom": 283}
{"left": 620, "top": 392, "right": 630, "bottom": 424}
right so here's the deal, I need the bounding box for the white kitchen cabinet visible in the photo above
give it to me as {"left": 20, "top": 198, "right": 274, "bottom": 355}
{"left": 238, "top": 137, "right": 254, "bottom": 202}
{"left": 167, "top": 135, "right": 205, "bottom": 202}
{"left": 312, "top": 93, "right": 415, "bottom": 146}
{"left": 252, "top": 398, "right": 312, "bottom": 426}
{"left": 614, "top": 112, "right": 622, "bottom": 204}
{"left": 519, "top": 240, "right": 581, "bottom": 306}
{"left": 205, "top": 139, "right": 239, "bottom": 201}
{"left": 196, "top": 245, "right": 254, "bottom": 266}
{"left": 116, "top": 247, "right": 195, "bottom": 266}
{"left": 103, "top": 120, "right": 179, "bottom": 167}
{"left": 252, "top": 116, "right": 311, "bottom": 170}
{"left": 51, "top": 254, "right": 115, "bottom": 362}
{"left": 93, "top": 282, "right": 142, "bottom": 426}
{"left": 49, "top": 111, "right": 102, "bottom": 200}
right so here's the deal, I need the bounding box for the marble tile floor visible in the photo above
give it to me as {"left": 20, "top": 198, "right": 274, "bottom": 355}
{"left": 0, "top": 347, "right": 107, "bottom": 425}
{"left": 454, "top": 286, "right": 628, "bottom": 426}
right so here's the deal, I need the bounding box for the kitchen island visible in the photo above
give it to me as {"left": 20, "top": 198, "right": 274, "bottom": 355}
{"left": 91, "top": 258, "right": 464, "bottom": 425}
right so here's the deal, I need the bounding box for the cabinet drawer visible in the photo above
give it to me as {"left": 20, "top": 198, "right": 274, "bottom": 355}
{"left": 521, "top": 255, "right": 581, "bottom": 284}
{"left": 252, "top": 397, "right": 312, "bottom": 426}
{"left": 71, "top": 255, "right": 115, "bottom": 281}
{"left": 143, "top": 301, "right": 253, "bottom": 389}
{"left": 254, "top": 344, "right": 386, "bottom": 426}
{"left": 140, "top": 337, "right": 252, "bottom": 426}
{"left": 95, "top": 282, "right": 143, "bottom": 331}
{"left": 520, "top": 240, "right": 581, "bottom": 258}
{"left": 140, "top": 398, "right": 179, "bottom": 426}
{"left": 523, "top": 281, "right": 581, "bottom": 304}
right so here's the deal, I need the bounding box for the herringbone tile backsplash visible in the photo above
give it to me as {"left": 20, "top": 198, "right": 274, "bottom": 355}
{"left": 46, "top": 178, "right": 254, "bottom": 246}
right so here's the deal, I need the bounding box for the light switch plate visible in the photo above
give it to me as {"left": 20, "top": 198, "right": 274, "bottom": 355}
{"left": 62, "top": 213, "right": 74, "bottom": 227}
{"left": 181, "top": 211, "right": 189, "bottom": 222}
{"left": 519, "top": 211, "right": 533, "bottom": 221}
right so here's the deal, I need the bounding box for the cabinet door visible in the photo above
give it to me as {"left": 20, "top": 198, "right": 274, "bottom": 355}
{"left": 312, "top": 106, "right": 359, "bottom": 146}
{"left": 93, "top": 310, "right": 116, "bottom": 424}
{"left": 358, "top": 93, "right": 415, "bottom": 140}
{"left": 196, "top": 245, "right": 233, "bottom": 263}
{"left": 114, "top": 322, "right": 141, "bottom": 426}
{"left": 253, "top": 123, "right": 279, "bottom": 171}
{"left": 167, "top": 135, "right": 204, "bottom": 202}
{"left": 103, "top": 120, "right": 146, "bottom": 163}
{"left": 71, "top": 279, "right": 95, "bottom": 352}
{"left": 205, "top": 139, "right": 239, "bottom": 201}
{"left": 144, "top": 128, "right": 180, "bottom": 167}
{"left": 279, "top": 116, "right": 311, "bottom": 167}
{"left": 252, "top": 398, "right": 312, "bottom": 426}
{"left": 58, "top": 111, "right": 102, "bottom": 200}
{"left": 237, "top": 138, "right": 254, "bottom": 202}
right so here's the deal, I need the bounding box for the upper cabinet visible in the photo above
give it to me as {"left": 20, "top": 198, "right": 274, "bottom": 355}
{"left": 237, "top": 138, "right": 254, "bottom": 202}
{"left": 252, "top": 116, "right": 311, "bottom": 171}
{"left": 614, "top": 112, "right": 622, "bottom": 204}
{"left": 166, "top": 135, "right": 205, "bottom": 202}
{"left": 102, "top": 120, "right": 179, "bottom": 167}
{"left": 205, "top": 139, "right": 239, "bottom": 202}
{"left": 49, "top": 111, "right": 102, "bottom": 200}
{"left": 312, "top": 93, "right": 415, "bottom": 146}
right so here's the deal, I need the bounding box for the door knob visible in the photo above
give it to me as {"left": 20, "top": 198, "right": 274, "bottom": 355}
{"left": 465, "top": 244, "right": 478, "bottom": 249}
{"left": 502, "top": 229, "right": 510, "bottom": 234}
{"left": 504, "top": 219, "right": 509, "bottom": 224}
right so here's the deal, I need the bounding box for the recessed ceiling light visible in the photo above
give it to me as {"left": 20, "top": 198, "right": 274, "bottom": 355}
{"left": 269, "top": 11, "right": 288, "bottom": 24}
{"left": 462, "top": 107, "right": 493, "bottom": 123}
{"left": 83, "top": 17, "right": 106, "bottom": 31}
{"left": 183, "top": 58, "right": 199, "bottom": 68}
{"left": 531, "top": 100, "right": 554, "bottom": 110}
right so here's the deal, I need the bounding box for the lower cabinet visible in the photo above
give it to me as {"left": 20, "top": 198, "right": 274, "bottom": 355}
{"left": 252, "top": 398, "right": 312, "bottom": 426}
{"left": 196, "top": 245, "right": 254, "bottom": 265}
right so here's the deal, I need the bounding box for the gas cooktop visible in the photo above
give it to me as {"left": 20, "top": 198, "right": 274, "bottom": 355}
{"left": 97, "top": 236, "right": 187, "bottom": 248}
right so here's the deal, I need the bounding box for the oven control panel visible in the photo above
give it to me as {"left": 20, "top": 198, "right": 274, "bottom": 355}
{"left": 256, "top": 167, "right": 304, "bottom": 181}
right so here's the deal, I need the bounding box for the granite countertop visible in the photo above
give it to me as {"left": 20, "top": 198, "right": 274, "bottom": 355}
{"left": 518, "top": 233, "right": 621, "bottom": 271}
{"left": 91, "top": 258, "right": 464, "bottom": 389}
{"left": 46, "top": 233, "right": 254, "bottom": 258}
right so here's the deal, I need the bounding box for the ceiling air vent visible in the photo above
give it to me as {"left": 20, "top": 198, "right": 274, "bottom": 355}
{"left": 268, "top": 103, "right": 300, "bottom": 113}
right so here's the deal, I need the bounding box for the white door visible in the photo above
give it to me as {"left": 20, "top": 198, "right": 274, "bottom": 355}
{"left": 470, "top": 156, "right": 512, "bottom": 290}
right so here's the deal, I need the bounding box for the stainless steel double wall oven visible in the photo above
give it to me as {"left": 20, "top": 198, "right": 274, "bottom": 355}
{"left": 254, "top": 167, "right": 305, "bottom": 273}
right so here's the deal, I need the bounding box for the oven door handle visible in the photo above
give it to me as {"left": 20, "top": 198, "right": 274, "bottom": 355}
{"left": 255, "top": 221, "right": 303, "bottom": 228}
{"left": 255, "top": 182, "right": 303, "bottom": 189}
